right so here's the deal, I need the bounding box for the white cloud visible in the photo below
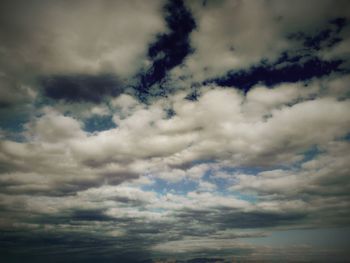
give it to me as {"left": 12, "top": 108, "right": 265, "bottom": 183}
{"left": 1, "top": 1, "right": 350, "bottom": 260}
{"left": 198, "top": 180, "right": 217, "bottom": 191}
{"left": 1, "top": 81, "right": 348, "bottom": 197}
{"left": 25, "top": 107, "right": 85, "bottom": 143}
{"left": 90, "top": 105, "right": 110, "bottom": 116}
{"left": 174, "top": 0, "right": 350, "bottom": 83}
{"left": 1, "top": 0, "right": 166, "bottom": 78}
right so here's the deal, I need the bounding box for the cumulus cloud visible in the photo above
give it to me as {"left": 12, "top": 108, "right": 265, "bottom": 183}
{"left": 180, "top": 0, "right": 350, "bottom": 82}
{"left": 0, "top": 0, "right": 165, "bottom": 77}
{"left": 1, "top": 0, "right": 350, "bottom": 262}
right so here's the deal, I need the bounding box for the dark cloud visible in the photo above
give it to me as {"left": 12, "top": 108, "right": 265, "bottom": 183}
{"left": 220, "top": 211, "right": 306, "bottom": 229}
{"left": 70, "top": 209, "right": 115, "bottom": 222}
{"left": 330, "top": 17, "right": 348, "bottom": 32}
{"left": 151, "top": 250, "right": 253, "bottom": 263}
{"left": 0, "top": 206, "right": 159, "bottom": 262}
{"left": 288, "top": 18, "right": 347, "bottom": 51}
{"left": 0, "top": 230, "right": 153, "bottom": 263}
{"left": 183, "top": 258, "right": 228, "bottom": 263}
{"left": 0, "top": 174, "right": 102, "bottom": 197}
{"left": 41, "top": 74, "right": 122, "bottom": 103}
{"left": 176, "top": 209, "right": 306, "bottom": 230}
{"left": 0, "top": 75, "right": 34, "bottom": 134}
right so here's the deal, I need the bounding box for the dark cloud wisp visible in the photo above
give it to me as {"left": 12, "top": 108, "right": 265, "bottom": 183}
{"left": 41, "top": 74, "right": 122, "bottom": 103}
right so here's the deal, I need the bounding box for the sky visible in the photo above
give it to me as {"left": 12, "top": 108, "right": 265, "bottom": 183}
{"left": 0, "top": 0, "right": 350, "bottom": 262}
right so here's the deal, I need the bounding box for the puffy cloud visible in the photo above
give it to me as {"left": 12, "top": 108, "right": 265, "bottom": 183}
{"left": 1, "top": 1, "right": 350, "bottom": 261}
{"left": 185, "top": 0, "right": 287, "bottom": 81}
{"left": 89, "top": 106, "right": 110, "bottom": 116}
{"left": 0, "top": 0, "right": 165, "bottom": 77}
{"left": 25, "top": 107, "right": 85, "bottom": 143}
{"left": 1, "top": 81, "right": 349, "bottom": 195}
{"left": 168, "top": 0, "right": 350, "bottom": 85}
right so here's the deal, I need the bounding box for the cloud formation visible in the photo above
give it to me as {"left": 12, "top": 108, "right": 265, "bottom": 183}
{"left": 1, "top": 0, "right": 350, "bottom": 262}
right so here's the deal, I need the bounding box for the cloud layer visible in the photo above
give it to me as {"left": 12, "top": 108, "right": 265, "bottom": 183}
{"left": 1, "top": 0, "right": 350, "bottom": 262}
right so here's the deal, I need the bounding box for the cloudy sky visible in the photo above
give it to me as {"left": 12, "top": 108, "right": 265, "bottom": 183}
{"left": 0, "top": 0, "right": 350, "bottom": 262}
